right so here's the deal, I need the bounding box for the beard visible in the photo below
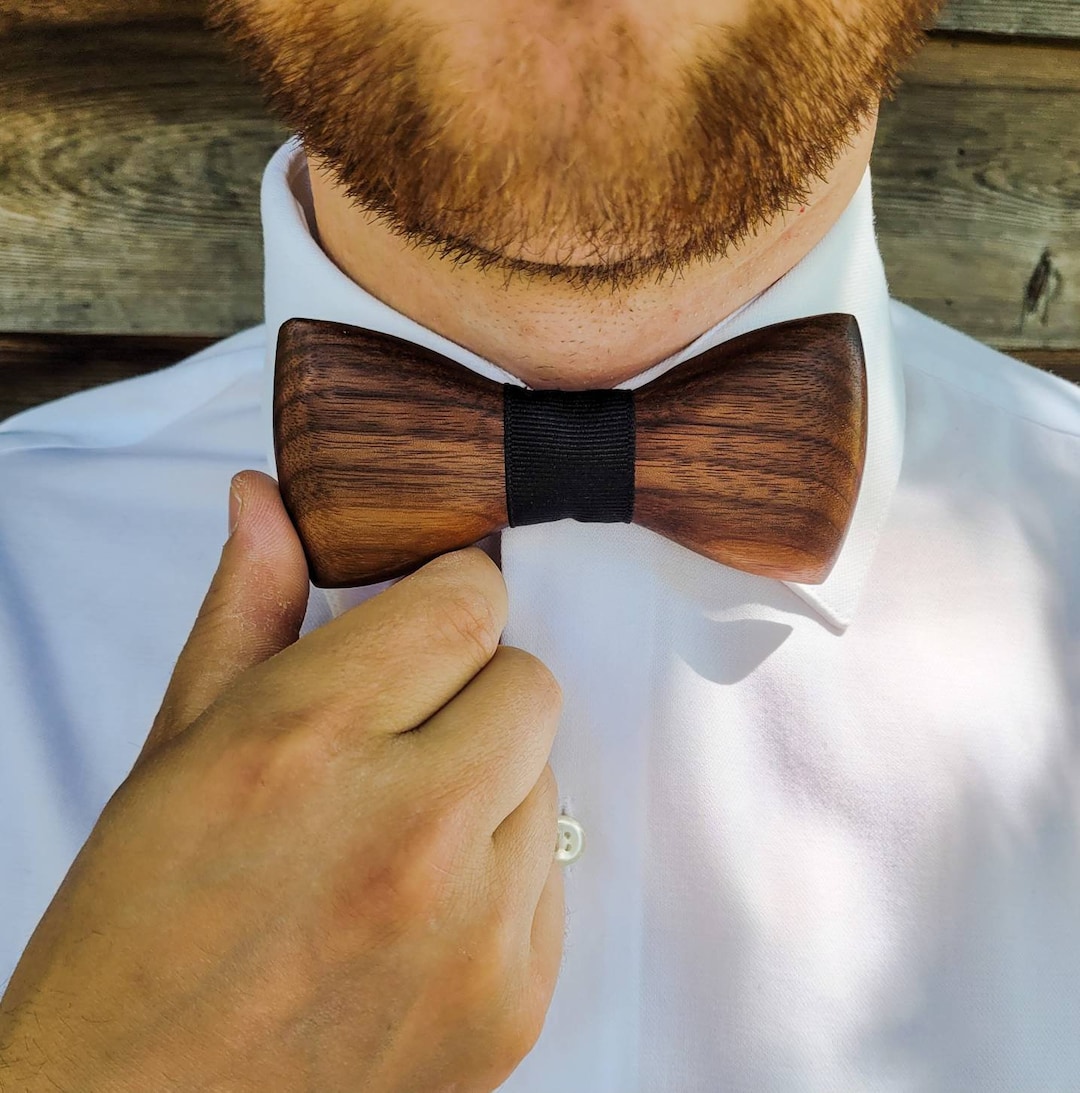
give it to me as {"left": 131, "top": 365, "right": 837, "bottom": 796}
{"left": 208, "top": 0, "right": 943, "bottom": 293}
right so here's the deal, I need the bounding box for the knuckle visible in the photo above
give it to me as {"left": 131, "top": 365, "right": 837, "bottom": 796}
{"left": 536, "top": 763, "right": 560, "bottom": 814}
{"left": 497, "top": 646, "right": 563, "bottom": 712}
{"left": 512, "top": 763, "right": 559, "bottom": 827}
{"left": 425, "top": 547, "right": 506, "bottom": 622}
{"left": 423, "top": 547, "right": 502, "bottom": 598}
{"left": 487, "top": 964, "right": 547, "bottom": 1068}
{"left": 434, "top": 582, "right": 503, "bottom": 663}
{"left": 430, "top": 545, "right": 502, "bottom": 582}
{"left": 503, "top": 1004, "right": 546, "bottom": 1067}
{"left": 457, "top": 924, "right": 519, "bottom": 1011}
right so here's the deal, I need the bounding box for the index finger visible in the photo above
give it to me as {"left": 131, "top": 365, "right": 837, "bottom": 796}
{"left": 239, "top": 545, "right": 508, "bottom": 739}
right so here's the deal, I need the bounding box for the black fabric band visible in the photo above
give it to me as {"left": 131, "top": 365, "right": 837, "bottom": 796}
{"left": 502, "top": 385, "right": 635, "bottom": 526}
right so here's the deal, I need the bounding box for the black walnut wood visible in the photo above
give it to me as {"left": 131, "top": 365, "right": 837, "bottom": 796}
{"left": 635, "top": 315, "right": 867, "bottom": 584}
{"left": 274, "top": 314, "right": 867, "bottom": 589}
{"left": 274, "top": 321, "right": 508, "bottom": 587}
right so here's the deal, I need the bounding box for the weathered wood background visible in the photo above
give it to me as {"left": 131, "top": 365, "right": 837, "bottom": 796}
{"left": 0, "top": 0, "right": 1077, "bottom": 419}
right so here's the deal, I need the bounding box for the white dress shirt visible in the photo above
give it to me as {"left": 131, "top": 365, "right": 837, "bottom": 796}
{"left": 2, "top": 137, "right": 1079, "bottom": 1091}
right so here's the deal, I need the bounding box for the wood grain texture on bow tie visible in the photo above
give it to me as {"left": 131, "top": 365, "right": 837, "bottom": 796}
{"left": 635, "top": 313, "right": 867, "bottom": 584}
{"left": 273, "top": 314, "right": 867, "bottom": 588}
{"left": 274, "top": 321, "right": 508, "bottom": 587}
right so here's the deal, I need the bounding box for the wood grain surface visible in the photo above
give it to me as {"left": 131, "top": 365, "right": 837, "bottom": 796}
{"left": 1, "top": 25, "right": 1074, "bottom": 350}
{"left": 5, "top": 0, "right": 1064, "bottom": 37}
{"left": 0, "top": 334, "right": 215, "bottom": 423}
{"left": 1, "top": 15, "right": 1078, "bottom": 408}
{"left": 274, "top": 319, "right": 510, "bottom": 587}
{"left": 0, "top": 21, "right": 286, "bottom": 337}
{"left": 0, "top": 0, "right": 204, "bottom": 30}
{"left": 633, "top": 314, "right": 867, "bottom": 585}
{"left": 935, "top": 0, "right": 1080, "bottom": 39}
{"left": 1011, "top": 349, "right": 1080, "bottom": 385}
{"left": 875, "top": 38, "right": 1079, "bottom": 352}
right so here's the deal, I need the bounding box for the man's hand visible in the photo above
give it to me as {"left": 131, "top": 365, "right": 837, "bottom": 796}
{"left": 0, "top": 470, "right": 564, "bottom": 1093}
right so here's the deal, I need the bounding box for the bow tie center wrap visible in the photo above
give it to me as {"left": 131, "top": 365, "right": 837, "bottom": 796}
{"left": 272, "top": 314, "right": 868, "bottom": 588}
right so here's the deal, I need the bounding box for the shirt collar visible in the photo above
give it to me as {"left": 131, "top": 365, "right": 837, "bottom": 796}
{"left": 260, "top": 136, "right": 904, "bottom": 632}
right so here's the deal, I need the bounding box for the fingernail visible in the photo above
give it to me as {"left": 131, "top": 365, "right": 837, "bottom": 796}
{"left": 228, "top": 474, "right": 244, "bottom": 538}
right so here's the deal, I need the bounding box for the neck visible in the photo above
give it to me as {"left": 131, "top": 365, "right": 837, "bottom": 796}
{"left": 306, "top": 114, "right": 877, "bottom": 391}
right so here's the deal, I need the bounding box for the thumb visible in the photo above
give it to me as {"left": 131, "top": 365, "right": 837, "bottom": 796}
{"left": 137, "top": 469, "right": 311, "bottom": 763}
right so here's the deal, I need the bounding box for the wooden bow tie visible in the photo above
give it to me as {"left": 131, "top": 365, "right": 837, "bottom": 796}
{"left": 273, "top": 313, "right": 868, "bottom": 588}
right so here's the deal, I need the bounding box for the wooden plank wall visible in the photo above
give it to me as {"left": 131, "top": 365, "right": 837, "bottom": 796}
{"left": 0, "top": 1, "right": 1077, "bottom": 419}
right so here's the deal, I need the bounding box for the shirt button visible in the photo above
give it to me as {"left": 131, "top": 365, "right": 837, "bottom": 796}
{"left": 555, "top": 815, "right": 585, "bottom": 864}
